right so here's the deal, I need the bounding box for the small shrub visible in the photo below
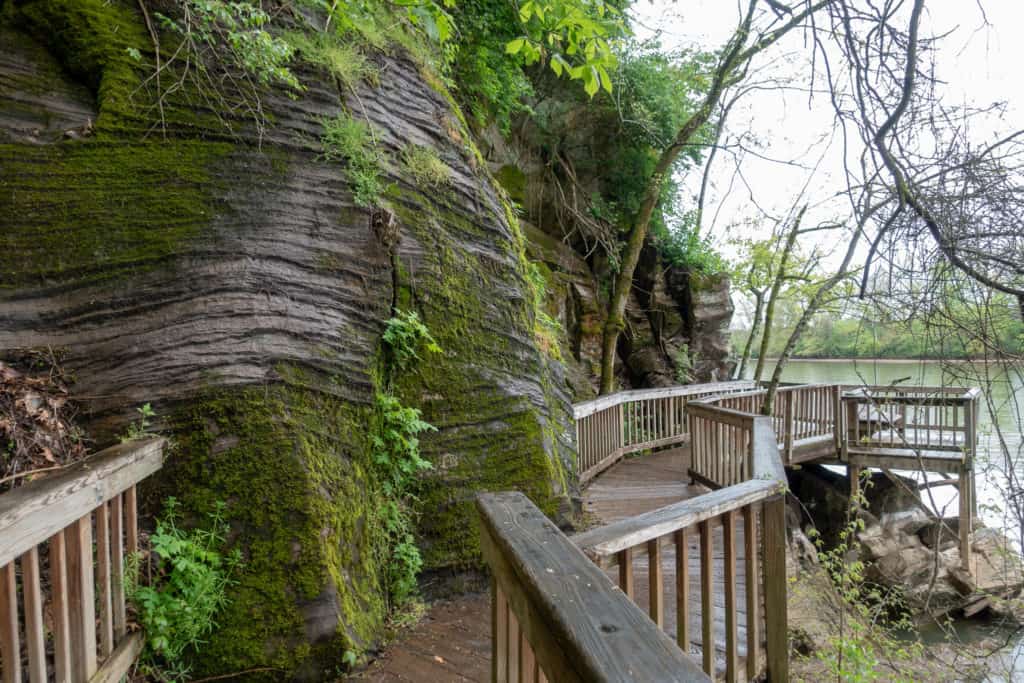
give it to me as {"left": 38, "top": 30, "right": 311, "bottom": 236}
{"left": 320, "top": 114, "right": 386, "bottom": 206}
{"left": 401, "top": 144, "right": 451, "bottom": 188}
{"left": 126, "top": 498, "right": 242, "bottom": 681}
{"left": 156, "top": 1, "right": 299, "bottom": 89}
{"left": 121, "top": 403, "right": 157, "bottom": 442}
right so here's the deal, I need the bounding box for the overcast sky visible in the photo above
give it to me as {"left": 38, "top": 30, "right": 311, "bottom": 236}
{"left": 627, "top": 0, "right": 1022, "bottom": 265}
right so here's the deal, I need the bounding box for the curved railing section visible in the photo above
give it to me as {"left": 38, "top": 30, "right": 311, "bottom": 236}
{"left": 573, "top": 381, "right": 756, "bottom": 484}
{"left": 572, "top": 402, "right": 789, "bottom": 681}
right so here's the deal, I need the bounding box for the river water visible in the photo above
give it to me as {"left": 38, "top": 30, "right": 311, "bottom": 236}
{"left": 748, "top": 359, "right": 1024, "bottom": 680}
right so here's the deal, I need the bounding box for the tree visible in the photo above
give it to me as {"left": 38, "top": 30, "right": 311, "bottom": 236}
{"left": 598, "top": 0, "right": 834, "bottom": 394}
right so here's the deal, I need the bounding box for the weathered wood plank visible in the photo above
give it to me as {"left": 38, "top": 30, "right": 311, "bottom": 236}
{"left": 675, "top": 528, "right": 689, "bottom": 653}
{"left": 699, "top": 519, "right": 714, "bottom": 677}
{"left": 763, "top": 496, "right": 788, "bottom": 682}
{"left": 110, "top": 493, "right": 126, "bottom": 640}
{"left": 478, "top": 491, "right": 709, "bottom": 683}
{"left": 87, "top": 631, "right": 143, "bottom": 683}
{"left": 648, "top": 539, "right": 663, "bottom": 628}
{"left": 0, "top": 439, "right": 164, "bottom": 567}
{"left": 96, "top": 502, "right": 114, "bottom": 658}
{"left": 743, "top": 505, "right": 760, "bottom": 681}
{"left": 722, "top": 511, "right": 738, "bottom": 683}
{"left": 617, "top": 548, "right": 633, "bottom": 600}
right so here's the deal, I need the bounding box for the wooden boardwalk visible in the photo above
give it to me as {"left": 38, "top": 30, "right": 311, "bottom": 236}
{"left": 361, "top": 446, "right": 758, "bottom": 681}
{"left": 584, "top": 448, "right": 763, "bottom": 680}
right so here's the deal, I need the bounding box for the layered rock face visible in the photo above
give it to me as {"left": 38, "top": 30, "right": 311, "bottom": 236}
{"left": 0, "top": 1, "right": 573, "bottom": 675}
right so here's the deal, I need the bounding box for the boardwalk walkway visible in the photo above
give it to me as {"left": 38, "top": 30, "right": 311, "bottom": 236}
{"left": 360, "top": 446, "right": 754, "bottom": 681}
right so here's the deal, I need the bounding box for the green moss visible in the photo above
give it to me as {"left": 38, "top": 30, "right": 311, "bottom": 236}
{"left": 495, "top": 164, "right": 527, "bottom": 204}
{"left": 382, "top": 183, "right": 571, "bottom": 568}
{"left": 0, "top": 141, "right": 230, "bottom": 287}
{"left": 12, "top": 0, "right": 149, "bottom": 132}
{"left": 162, "top": 380, "right": 388, "bottom": 676}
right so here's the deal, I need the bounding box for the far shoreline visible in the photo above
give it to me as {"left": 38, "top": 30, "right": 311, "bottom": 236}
{"left": 757, "top": 357, "right": 999, "bottom": 363}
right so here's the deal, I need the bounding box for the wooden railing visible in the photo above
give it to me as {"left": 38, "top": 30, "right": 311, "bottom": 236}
{"left": 483, "top": 389, "right": 790, "bottom": 682}
{"left": 478, "top": 491, "right": 710, "bottom": 683}
{"left": 840, "top": 386, "right": 980, "bottom": 569}
{"left": 573, "top": 382, "right": 756, "bottom": 484}
{"left": 692, "top": 385, "right": 839, "bottom": 464}
{"left": 0, "top": 438, "right": 165, "bottom": 683}
{"left": 573, "top": 411, "right": 788, "bottom": 682}
{"left": 686, "top": 402, "right": 756, "bottom": 489}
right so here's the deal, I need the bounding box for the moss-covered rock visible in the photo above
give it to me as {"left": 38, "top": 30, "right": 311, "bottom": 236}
{"left": 0, "top": 2, "right": 575, "bottom": 676}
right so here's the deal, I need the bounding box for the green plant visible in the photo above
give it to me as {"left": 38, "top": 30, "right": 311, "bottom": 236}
{"left": 371, "top": 311, "right": 441, "bottom": 608}
{"left": 381, "top": 310, "right": 443, "bottom": 375}
{"left": 804, "top": 475, "right": 922, "bottom": 682}
{"left": 126, "top": 498, "right": 242, "bottom": 681}
{"left": 674, "top": 344, "right": 695, "bottom": 384}
{"left": 401, "top": 144, "right": 451, "bottom": 188}
{"left": 156, "top": 1, "right": 299, "bottom": 89}
{"left": 320, "top": 113, "right": 386, "bottom": 206}
{"left": 122, "top": 402, "right": 157, "bottom": 442}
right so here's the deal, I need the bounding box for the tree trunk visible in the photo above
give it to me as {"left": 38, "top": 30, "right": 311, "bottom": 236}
{"left": 753, "top": 208, "right": 805, "bottom": 383}
{"left": 736, "top": 290, "right": 765, "bottom": 379}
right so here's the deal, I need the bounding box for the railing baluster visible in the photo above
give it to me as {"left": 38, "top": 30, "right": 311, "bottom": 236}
{"left": 97, "top": 501, "right": 114, "bottom": 658}
{"left": 723, "top": 511, "right": 738, "bottom": 683}
{"left": 0, "top": 561, "right": 20, "bottom": 683}
{"left": 110, "top": 493, "right": 126, "bottom": 641}
{"left": 618, "top": 548, "right": 634, "bottom": 600}
{"left": 67, "top": 514, "right": 98, "bottom": 681}
{"left": 763, "top": 497, "right": 788, "bottom": 682}
{"left": 519, "top": 629, "right": 536, "bottom": 683}
{"left": 50, "top": 531, "right": 72, "bottom": 683}
{"left": 22, "top": 547, "right": 47, "bottom": 682}
{"left": 743, "top": 504, "right": 760, "bottom": 680}
{"left": 493, "top": 580, "right": 508, "bottom": 683}
{"left": 675, "top": 529, "right": 690, "bottom": 653}
{"left": 699, "top": 519, "right": 714, "bottom": 676}
{"left": 648, "top": 539, "right": 663, "bottom": 628}
{"left": 508, "top": 610, "right": 520, "bottom": 682}
{"left": 126, "top": 486, "right": 139, "bottom": 554}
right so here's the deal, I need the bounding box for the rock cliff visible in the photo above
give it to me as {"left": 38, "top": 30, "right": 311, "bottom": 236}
{"left": 0, "top": 1, "right": 573, "bottom": 675}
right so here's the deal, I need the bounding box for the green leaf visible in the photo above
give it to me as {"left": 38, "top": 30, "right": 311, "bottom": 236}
{"left": 506, "top": 37, "right": 526, "bottom": 55}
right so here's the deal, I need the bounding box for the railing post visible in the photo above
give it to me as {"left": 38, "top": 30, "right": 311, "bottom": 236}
{"left": 783, "top": 391, "right": 794, "bottom": 463}
{"left": 762, "top": 494, "right": 788, "bottom": 682}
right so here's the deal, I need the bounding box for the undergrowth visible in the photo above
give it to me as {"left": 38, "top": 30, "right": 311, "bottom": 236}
{"left": 320, "top": 113, "right": 386, "bottom": 206}
{"left": 801, "top": 474, "right": 923, "bottom": 682}
{"left": 126, "top": 498, "right": 242, "bottom": 681}
{"left": 374, "top": 310, "right": 441, "bottom": 608}
{"left": 401, "top": 144, "right": 451, "bottom": 188}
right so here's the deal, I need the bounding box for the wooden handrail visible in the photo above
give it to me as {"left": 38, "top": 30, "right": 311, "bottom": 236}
{"left": 0, "top": 438, "right": 165, "bottom": 683}
{"left": 478, "top": 492, "right": 710, "bottom": 683}
{"left": 573, "top": 381, "right": 755, "bottom": 419}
